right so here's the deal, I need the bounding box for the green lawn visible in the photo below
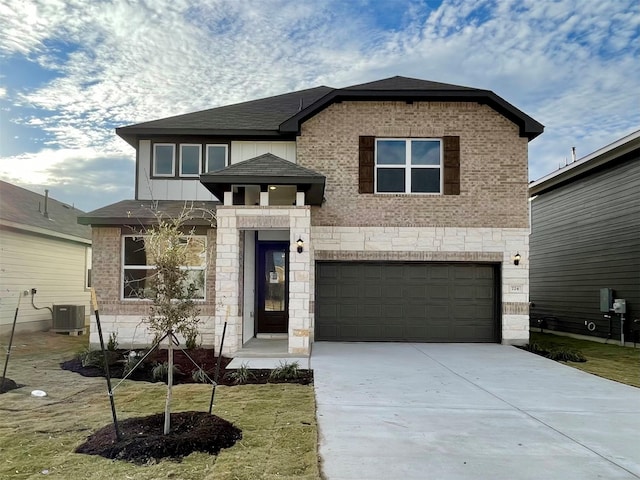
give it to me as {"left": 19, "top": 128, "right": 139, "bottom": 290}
{"left": 530, "top": 332, "right": 640, "bottom": 388}
{"left": 0, "top": 333, "right": 320, "bottom": 480}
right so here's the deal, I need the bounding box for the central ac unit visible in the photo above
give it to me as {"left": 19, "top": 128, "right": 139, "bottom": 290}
{"left": 52, "top": 305, "right": 85, "bottom": 331}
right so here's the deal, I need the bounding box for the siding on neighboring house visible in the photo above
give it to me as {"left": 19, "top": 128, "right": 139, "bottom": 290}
{"left": 0, "top": 228, "right": 91, "bottom": 334}
{"left": 530, "top": 154, "right": 640, "bottom": 342}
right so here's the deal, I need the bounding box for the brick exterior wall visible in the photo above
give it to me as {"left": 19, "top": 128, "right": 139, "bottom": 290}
{"left": 297, "top": 101, "right": 531, "bottom": 345}
{"left": 89, "top": 226, "right": 217, "bottom": 348}
{"left": 296, "top": 101, "right": 529, "bottom": 228}
{"left": 93, "top": 98, "right": 532, "bottom": 350}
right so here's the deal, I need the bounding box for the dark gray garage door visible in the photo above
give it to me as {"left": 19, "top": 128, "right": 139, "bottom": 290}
{"left": 315, "top": 262, "right": 498, "bottom": 342}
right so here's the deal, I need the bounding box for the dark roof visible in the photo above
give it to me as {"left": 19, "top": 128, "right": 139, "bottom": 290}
{"left": 343, "top": 76, "right": 477, "bottom": 91}
{"left": 280, "top": 76, "right": 543, "bottom": 139}
{"left": 116, "top": 86, "right": 333, "bottom": 146}
{"left": 0, "top": 180, "right": 91, "bottom": 241}
{"left": 200, "top": 153, "right": 326, "bottom": 205}
{"left": 77, "top": 200, "right": 220, "bottom": 226}
{"left": 529, "top": 129, "right": 640, "bottom": 196}
{"left": 116, "top": 76, "right": 543, "bottom": 145}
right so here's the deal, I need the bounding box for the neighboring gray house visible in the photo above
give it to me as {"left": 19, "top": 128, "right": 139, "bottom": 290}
{"left": 529, "top": 130, "right": 640, "bottom": 345}
{"left": 0, "top": 181, "right": 92, "bottom": 334}
{"left": 79, "top": 76, "right": 543, "bottom": 355}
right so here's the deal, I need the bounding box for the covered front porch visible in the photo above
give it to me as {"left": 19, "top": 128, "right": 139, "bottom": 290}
{"left": 200, "top": 153, "right": 325, "bottom": 356}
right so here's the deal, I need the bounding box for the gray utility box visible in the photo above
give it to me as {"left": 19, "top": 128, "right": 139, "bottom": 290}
{"left": 52, "top": 304, "right": 85, "bottom": 331}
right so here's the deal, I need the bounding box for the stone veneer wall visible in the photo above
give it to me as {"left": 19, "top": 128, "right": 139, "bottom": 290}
{"left": 88, "top": 226, "right": 217, "bottom": 349}
{"left": 215, "top": 206, "right": 312, "bottom": 355}
{"left": 311, "top": 226, "right": 529, "bottom": 344}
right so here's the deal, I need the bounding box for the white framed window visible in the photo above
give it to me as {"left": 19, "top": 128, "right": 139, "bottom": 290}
{"left": 205, "top": 144, "right": 228, "bottom": 172}
{"left": 180, "top": 144, "right": 202, "bottom": 177}
{"left": 375, "top": 138, "right": 442, "bottom": 193}
{"left": 153, "top": 143, "right": 176, "bottom": 177}
{"left": 122, "top": 235, "right": 207, "bottom": 300}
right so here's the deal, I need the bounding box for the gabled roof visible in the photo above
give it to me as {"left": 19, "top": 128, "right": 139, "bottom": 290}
{"left": 281, "top": 76, "right": 543, "bottom": 139}
{"left": 343, "top": 76, "right": 477, "bottom": 91}
{"left": 116, "top": 76, "right": 543, "bottom": 145}
{"left": 77, "top": 200, "right": 220, "bottom": 226}
{"left": 200, "top": 153, "right": 326, "bottom": 205}
{"left": 0, "top": 180, "right": 91, "bottom": 242}
{"left": 116, "top": 86, "right": 334, "bottom": 146}
{"left": 529, "top": 129, "right": 640, "bottom": 196}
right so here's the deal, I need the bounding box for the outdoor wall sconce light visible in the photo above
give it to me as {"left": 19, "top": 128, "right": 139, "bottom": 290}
{"left": 296, "top": 238, "right": 304, "bottom": 254}
{"left": 513, "top": 252, "right": 521, "bottom": 266}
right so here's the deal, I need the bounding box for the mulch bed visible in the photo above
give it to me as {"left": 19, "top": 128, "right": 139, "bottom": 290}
{"left": 60, "top": 348, "right": 313, "bottom": 386}
{"left": 0, "top": 378, "right": 21, "bottom": 394}
{"left": 76, "top": 411, "right": 242, "bottom": 464}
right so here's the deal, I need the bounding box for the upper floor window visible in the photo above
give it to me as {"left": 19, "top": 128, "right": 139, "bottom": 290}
{"left": 153, "top": 144, "right": 175, "bottom": 176}
{"left": 206, "top": 144, "right": 228, "bottom": 172}
{"left": 375, "top": 139, "right": 442, "bottom": 193}
{"left": 151, "top": 142, "right": 229, "bottom": 177}
{"left": 180, "top": 144, "right": 202, "bottom": 177}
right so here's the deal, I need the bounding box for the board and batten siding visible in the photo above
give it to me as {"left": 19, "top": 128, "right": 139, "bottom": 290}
{"left": 0, "top": 228, "right": 91, "bottom": 334}
{"left": 529, "top": 155, "right": 640, "bottom": 342}
{"left": 136, "top": 140, "right": 296, "bottom": 202}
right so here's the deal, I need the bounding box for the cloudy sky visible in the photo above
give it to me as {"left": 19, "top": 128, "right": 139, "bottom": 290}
{"left": 1, "top": 0, "right": 638, "bottom": 212}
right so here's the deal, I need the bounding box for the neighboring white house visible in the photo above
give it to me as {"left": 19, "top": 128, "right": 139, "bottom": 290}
{"left": 0, "top": 181, "right": 92, "bottom": 335}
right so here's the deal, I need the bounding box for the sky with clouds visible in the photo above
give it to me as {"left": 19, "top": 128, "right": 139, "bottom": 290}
{"left": 1, "top": 0, "right": 638, "bottom": 212}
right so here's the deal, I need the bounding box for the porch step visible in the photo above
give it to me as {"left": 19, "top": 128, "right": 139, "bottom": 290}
{"left": 255, "top": 333, "right": 288, "bottom": 340}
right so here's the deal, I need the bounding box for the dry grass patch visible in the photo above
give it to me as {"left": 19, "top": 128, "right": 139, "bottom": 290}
{"left": 530, "top": 332, "right": 640, "bottom": 388}
{"left": 0, "top": 333, "right": 320, "bottom": 479}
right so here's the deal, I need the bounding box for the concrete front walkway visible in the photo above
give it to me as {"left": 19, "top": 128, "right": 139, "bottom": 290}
{"left": 311, "top": 343, "right": 640, "bottom": 480}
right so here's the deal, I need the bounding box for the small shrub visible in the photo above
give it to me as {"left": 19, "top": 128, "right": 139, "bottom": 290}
{"left": 522, "top": 342, "right": 550, "bottom": 356}
{"left": 185, "top": 330, "right": 199, "bottom": 350}
{"left": 225, "top": 363, "right": 255, "bottom": 385}
{"left": 547, "top": 348, "right": 587, "bottom": 363}
{"left": 107, "top": 332, "right": 119, "bottom": 351}
{"left": 75, "top": 347, "right": 90, "bottom": 361}
{"left": 191, "top": 368, "right": 209, "bottom": 383}
{"left": 123, "top": 350, "right": 147, "bottom": 376}
{"left": 269, "top": 361, "right": 300, "bottom": 381}
{"left": 151, "top": 361, "right": 183, "bottom": 382}
{"left": 79, "top": 350, "right": 120, "bottom": 369}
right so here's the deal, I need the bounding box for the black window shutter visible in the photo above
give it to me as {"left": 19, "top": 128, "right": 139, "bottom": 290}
{"left": 359, "top": 136, "right": 375, "bottom": 194}
{"left": 443, "top": 136, "right": 460, "bottom": 195}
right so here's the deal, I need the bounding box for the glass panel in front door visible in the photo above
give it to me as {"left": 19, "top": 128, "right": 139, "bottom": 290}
{"left": 264, "top": 248, "right": 286, "bottom": 312}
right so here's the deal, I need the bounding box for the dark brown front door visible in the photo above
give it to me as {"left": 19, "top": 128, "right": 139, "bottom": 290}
{"left": 257, "top": 241, "right": 289, "bottom": 333}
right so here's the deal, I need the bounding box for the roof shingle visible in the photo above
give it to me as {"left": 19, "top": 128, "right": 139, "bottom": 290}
{"left": 116, "top": 76, "right": 544, "bottom": 144}
{"left": 0, "top": 181, "right": 91, "bottom": 240}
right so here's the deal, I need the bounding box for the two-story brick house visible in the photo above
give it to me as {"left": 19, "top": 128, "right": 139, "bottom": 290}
{"left": 79, "top": 76, "right": 543, "bottom": 355}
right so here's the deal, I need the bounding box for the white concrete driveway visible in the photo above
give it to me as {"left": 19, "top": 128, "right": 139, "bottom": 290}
{"left": 311, "top": 343, "right": 640, "bottom": 480}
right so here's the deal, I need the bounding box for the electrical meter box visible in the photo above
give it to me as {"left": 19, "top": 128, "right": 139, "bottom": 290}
{"left": 600, "top": 288, "right": 613, "bottom": 312}
{"left": 613, "top": 299, "right": 626, "bottom": 314}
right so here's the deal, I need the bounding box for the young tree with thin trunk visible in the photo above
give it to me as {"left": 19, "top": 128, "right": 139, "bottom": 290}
{"left": 143, "top": 210, "right": 205, "bottom": 434}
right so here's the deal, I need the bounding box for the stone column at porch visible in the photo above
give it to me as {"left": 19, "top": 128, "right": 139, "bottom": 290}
{"left": 214, "top": 208, "right": 242, "bottom": 354}
{"left": 288, "top": 207, "right": 312, "bottom": 355}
